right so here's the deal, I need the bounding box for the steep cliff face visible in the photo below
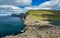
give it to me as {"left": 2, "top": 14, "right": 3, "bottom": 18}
{"left": 3, "top": 10, "right": 60, "bottom": 38}
{"left": 24, "top": 10, "right": 60, "bottom": 26}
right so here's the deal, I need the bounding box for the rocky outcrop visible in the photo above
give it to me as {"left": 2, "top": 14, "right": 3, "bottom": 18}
{"left": 24, "top": 15, "right": 51, "bottom": 26}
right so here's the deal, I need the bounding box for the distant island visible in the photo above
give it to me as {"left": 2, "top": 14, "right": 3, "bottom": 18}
{"left": 11, "top": 13, "right": 25, "bottom": 19}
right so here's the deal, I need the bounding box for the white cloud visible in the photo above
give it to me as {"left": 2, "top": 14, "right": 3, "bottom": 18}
{"left": 25, "top": 6, "right": 38, "bottom": 10}
{"left": 0, "top": 5, "right": 24, "bottom": 16}
{"left": 39, "top": 0, "right": 60, "bottom": 10}
{"left": 25, "top": 6, "right": 51, "bottom": 10}
{"left": 0, "top": 0, "right": 60, "bottom": 16}
{"left": 0, "top": 0, "right": 32, "bottom": 6}
{"left": 25, "top": 0, "right": 60, "bottom": 10}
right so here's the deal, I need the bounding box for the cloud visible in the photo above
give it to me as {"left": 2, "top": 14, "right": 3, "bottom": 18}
{"left": 0, "top": 0, "right": 59, "bottom": 16}
{"left": 25, "top": 6, "right": 38, "bottom": 10}
{"left": 0, "top": 5, "right": 24, "bottom": 16}
{"left": 25, "top": 0, "right": 60, "bottom": 10}
{"left": 0, "top": 0, "right": 32, "bottom": 6}
{"left": 25, "top": 6, "right": 51, "bottom": 10}
{"left": 39, "top": 0, "right": 60, "bottom": 10}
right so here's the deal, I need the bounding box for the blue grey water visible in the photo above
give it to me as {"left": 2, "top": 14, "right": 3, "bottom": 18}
{"left": 49, "top": 21, "right": 60, "bottom": 25}
{"left": 0, "top": 16, "right": 25, "bottom": 37}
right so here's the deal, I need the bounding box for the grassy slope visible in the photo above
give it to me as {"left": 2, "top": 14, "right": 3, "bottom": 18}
{"left": 26, "top": 10, "right": 60, "bottom": 20}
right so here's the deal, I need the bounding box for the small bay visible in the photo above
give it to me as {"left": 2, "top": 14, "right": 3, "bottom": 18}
{"left": 0, "top": 16, "right": 25, "bottom": 37}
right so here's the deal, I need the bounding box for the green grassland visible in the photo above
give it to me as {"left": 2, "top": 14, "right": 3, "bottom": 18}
{"left": 26, "top": 10, "right": 60, "bottom": 20}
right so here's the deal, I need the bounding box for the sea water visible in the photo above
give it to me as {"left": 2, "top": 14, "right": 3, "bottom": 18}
{"left": 0, "top": 16, "right": 25, "bottom": 37}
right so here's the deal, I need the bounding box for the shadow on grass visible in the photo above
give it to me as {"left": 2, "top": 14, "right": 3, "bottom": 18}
{"left": 42, "top": 14, "right": 60, "bottom": 26}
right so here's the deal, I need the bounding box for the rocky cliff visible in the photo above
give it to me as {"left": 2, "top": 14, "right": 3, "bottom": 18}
{"left": 2, "top": 10, "right": 60, "bottom": 38}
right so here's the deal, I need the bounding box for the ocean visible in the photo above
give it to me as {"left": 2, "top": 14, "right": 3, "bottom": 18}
{"left": 0, "top": 16, "right": 60, "bottom": 37}
{"left": 0, "top": 16, "right": 25, "bottom": 37}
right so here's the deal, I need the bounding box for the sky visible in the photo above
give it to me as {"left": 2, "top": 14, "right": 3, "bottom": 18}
{"left": 32, "top": 0, "right": 50, "bottom": 6}
{"left": 0, "top": 0, "right": 60, "bottom": 16}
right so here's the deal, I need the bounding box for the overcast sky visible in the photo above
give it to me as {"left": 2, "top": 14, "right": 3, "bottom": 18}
{"left": 0, "top": 0, "right": 60, "bottom": 16}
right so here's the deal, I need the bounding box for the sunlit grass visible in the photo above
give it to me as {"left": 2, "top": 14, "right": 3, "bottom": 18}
{"left": 28, "top": 10, "right": 60, "bottom": 20}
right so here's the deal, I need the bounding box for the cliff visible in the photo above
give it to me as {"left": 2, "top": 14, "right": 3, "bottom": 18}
{"left": 2, "top": 10, "right": 60, "bottom": 38}
{"left": 24, "top": 10, "right": 60, "bottom": 26}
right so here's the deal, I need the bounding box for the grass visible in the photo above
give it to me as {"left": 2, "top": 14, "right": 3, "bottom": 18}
{"left": 27, "top": 10, "right": 60, "bottom": 20}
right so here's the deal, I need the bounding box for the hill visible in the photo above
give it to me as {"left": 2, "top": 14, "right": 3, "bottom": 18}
{"left": 25, "top": 10, "right": 60, "bottom": 20}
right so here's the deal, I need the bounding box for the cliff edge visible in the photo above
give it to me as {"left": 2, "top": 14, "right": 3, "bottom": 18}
{"left": 2, "top": 10, "right": 60, "bottom": 38}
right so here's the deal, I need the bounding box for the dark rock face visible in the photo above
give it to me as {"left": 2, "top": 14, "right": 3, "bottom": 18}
{"left": 18, "top": 13, "right": 25, "bottom": 19}
{"left": 11, "top": 14, "right": 18, "bottom": 17}
{"left": 11, "top": 13, "right": 25, "bottom": 19}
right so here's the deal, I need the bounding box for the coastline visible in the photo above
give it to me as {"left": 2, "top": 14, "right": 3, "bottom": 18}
{"left": 2, "top": 10, "right": 60, "bottom": 38}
